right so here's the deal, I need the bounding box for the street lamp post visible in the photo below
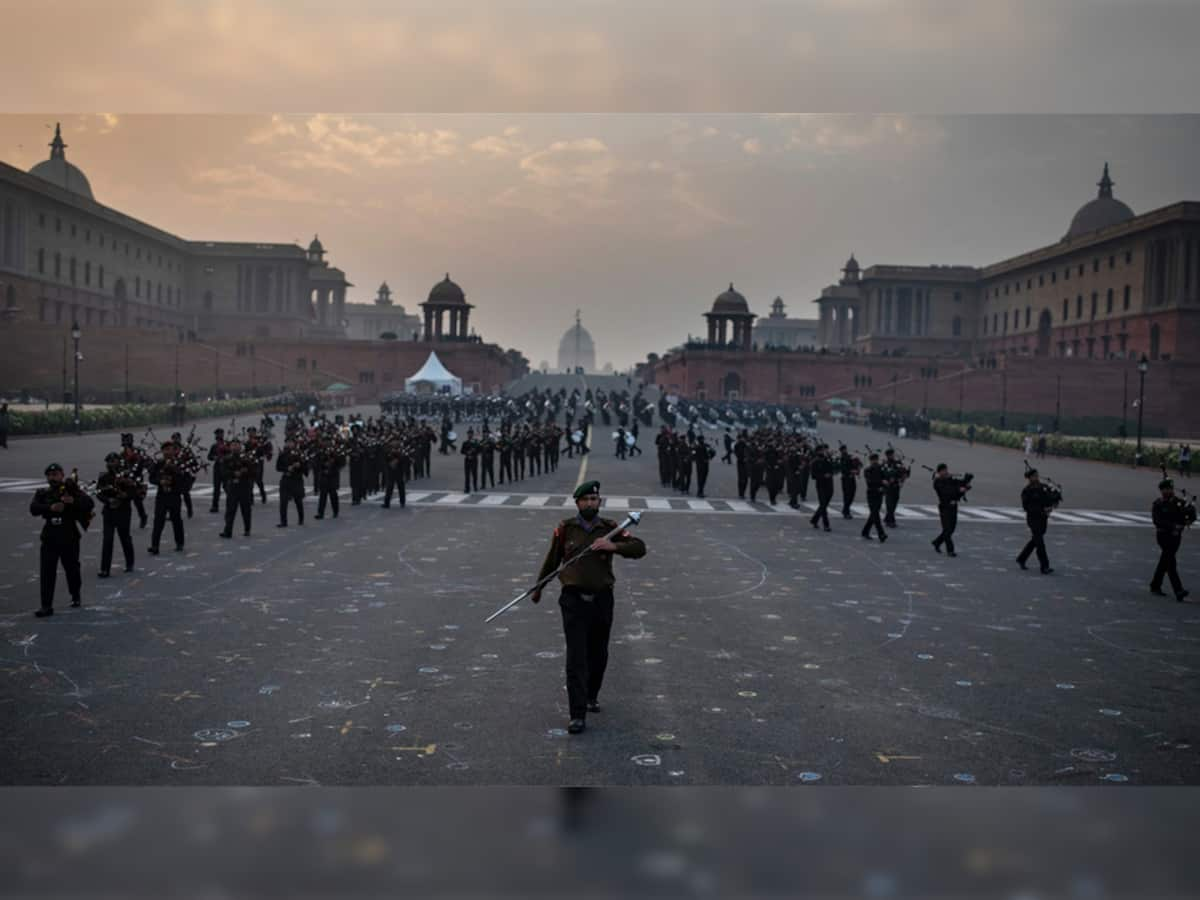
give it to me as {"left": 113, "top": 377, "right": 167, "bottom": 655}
{"left": 1135, "top": 354, "right": 1149, "bottom": 467}
{"left": 71, "top": 321, "right": 81, "bottom": 435}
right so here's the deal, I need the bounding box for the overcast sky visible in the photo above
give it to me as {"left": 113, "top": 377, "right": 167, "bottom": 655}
{"left": 4, "top": 3, "right": 1200, "bottom": 368}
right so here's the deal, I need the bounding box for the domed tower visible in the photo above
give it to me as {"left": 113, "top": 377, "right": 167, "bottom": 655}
{"left": 28, "top": 123, "right": 95, "bottom": 200}
{"left": 703, "top": 283, "right": 757, "bottom": 350}
{"left": 375, "top": 281, "right": 393, "bottom": 306}
{"left": 769, "top": 296, "right": 786, "bottom": 318}
{"left": 307, "top": 234, "right": 326, "bottom": 266}
{"left": 840, "top": 252, "right": 861, "bottom": 285}
{"left": 557, "top": 310, "right": 596, "bottom": 372}
{"left": 1064, "top": 163, "right": 1134, "bottom": 240}
{"left": 420, "top": 273, "right": 474, "bottom": 341}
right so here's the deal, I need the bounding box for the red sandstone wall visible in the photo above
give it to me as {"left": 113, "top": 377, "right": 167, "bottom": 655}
{"left": 0, "top": 322, "right": 516, "bottom": 402}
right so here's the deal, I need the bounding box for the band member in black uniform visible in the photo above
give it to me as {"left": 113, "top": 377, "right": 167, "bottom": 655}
{"left": 882, "top": 448, "right": 908, "bottom": 528}
{"left": 275, "top": 437, "right": 308, "bottom": 527}
{"left": 383, "top": 436, "right": 407, "bottom": 509}
{"left": 480, "top": 431, "right": 496, "bottom": 489}
{"left": 677, "top": 436, "right": 693, "bottom": 494}
{"left": 764, "top": 441, "right": 785, "bottom": 506}
{"left": 722, "top": 429, "right": 734, "bottom": 464}
{"left": 931, "top": 463, "right": 971, "bottom": 557}
{"left": 96, "top": 452, "right": 138, "bottom": 575}
{"left": 315, "top": 441, "right": 344, "bottom": 520}
{"left": 31, "top": 463, "right": 94, "bottom": 616}
{"left": 1016, "top": 468, "right": 1058, "bottom": 574}
{"left": 747, "top": 440, "right": 765, "bottom": 502}
{"left": 809, "top": 445, "right": 835, "bottom": 532}
{"left": 461, "top": 428, "right": 480, "bottom": 493}
{"left": 220, "top": 438, "right": 255, "bottom": 538}
{"left": 120, "top": 433, "right": 149, "bottom": 529}
{"left": 208, "top": 428, "right": 227, "bottom": 513}
{"left": 838, "top": 445, "right": 861, "bottom": 519}
{"left": 860, "top": 452, "right": 889, "bottom": 542}
{"left": 348, "top": 425, "right": 366, "bottom": 505}
{"left": 1151, "top": 478, "right": 1196, "bottom": 601}
{"left": 694, "top": 436, "right": 714, "bottom": 498}
{"left": 498, "top": 430, "right": 513, "bottom": 484}
{"left": 245, "top": 427, "right": 272, "bottom": 504}
{"left": 147, "top": 440, "right": 187, "bottom": 554}
{"left": 170, "top": 431, "right": 196, "bottom": 518}
{"left": 530, "top": 481, "right": 647, "bottom": 735}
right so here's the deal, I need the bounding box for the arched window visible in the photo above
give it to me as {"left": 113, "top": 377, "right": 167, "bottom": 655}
{"left": 99, "top": 265, "right": 105, "bottom": 290}
{"left": 1123, "top": 285, "right": 1131, "bottom": 310}
{"left": 1062, "top": 298, "right": 1069, "bottom": 321}
{"left": 1025, "top": 306, "right": 1031, "bottom": 328}
{"left": 1106, "top": 288, "right": 1114, "bottom": 314}
{"left": 952, "top": 316, "right": 962, "bottom": 337}
{"left": 54, "top": 252, "right": 61, "bottom": 278}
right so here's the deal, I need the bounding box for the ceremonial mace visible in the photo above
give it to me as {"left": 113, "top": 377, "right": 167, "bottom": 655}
{"left": 484, "top": 511, "right": 644, "bottom": 623}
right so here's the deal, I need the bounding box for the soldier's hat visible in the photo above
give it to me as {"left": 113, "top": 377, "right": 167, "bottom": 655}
{"left": 868, "top": 452, "right": 879, "bottom": 461}
{"left": 120, "top": 432, "right": 134, "bottom": 445}
{"left": 1160, "top": 478, "right": 1174, "bottom": 490}
{"left": 885, "top": 447, "right": 895, "bottom": 455}
{"left": 936, "top": 462, "right": 948, "bottom": 472}
{"left": 45, "top": 462, "right": 63, "bottom": 475}
{"left": 1026, "top": 468, "right": 1039, "bottom": 478}
{"left": 214, "top": 428, "right": 225, "bottom": 436}
{"left": 105, "top": 452, "right": 120, "bottom": 463}
{"left": 573, "top": 480, "right": 600, "bottom": 501}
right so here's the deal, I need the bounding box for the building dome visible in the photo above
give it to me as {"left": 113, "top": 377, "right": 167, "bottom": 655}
{"left": 308, "top": 234, "right": 325, "bottom": 254}
{"left": 28, "top": 123, "right": 95, "bottom": 201}
{"left": 428, "top": 273, "right": 467, "bottom": 305}
{"left": 557, "top": 312, "right": 596, "bottom": 372}
{"left": 1065, "top": 163, "right": 1134, "bottom": 240}
{"left": 711, "top": 282, "right": 750, "bottom": 314}
{"left": 844, "top": 253, "right": 860, "bottom": 272}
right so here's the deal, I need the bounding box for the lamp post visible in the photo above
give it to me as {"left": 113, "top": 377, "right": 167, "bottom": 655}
{"left": 1135, "top": 354, "right": 1149, "bottom": 467}
{"left": 71, "top": 321, "right": 81, "bottom": 435}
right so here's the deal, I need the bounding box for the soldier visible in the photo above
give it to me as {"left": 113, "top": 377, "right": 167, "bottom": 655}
{"left": 382, "top": 437, "right": 407, "bottom": 509}
{"left": 839, "top": 445, "right": 861, "bottom": 519}
{"left": 120, "top": 433, "right": 150, "bottom": 529}
{"left": 96, "top": 452, "right": 137, "bottom": 576}
{"left": 480, "top": 431, "right": 496, "bottom": 489}
{"left": 747, "top": 440, "right": 766, "bottom": 502}
{"left": 809, "top": 444, "right": 835, "bottom": 531}
{"left": 31, "top": 463, "right": 94, "bottom": 616}
{"left": 1150, "top": 478, "right": 1196, "bottom": 601}
{"left": 348, "top": 425, "right": 367, "bottom": 505}
{"left": 461, "top": 428, "right": 480, "bottom": 493}
{"left": 147, "top": 441, "right": 187, "bottom": 554}
{"left": 1016, "top": 468, "right": 1057, "bottom": 574}
{"left": 882, "top": 448, "right": 908, "bottom": 528}
{"left": 860, "top": 452, "right": 889, "bottom": 542}
{"left": 245, "top": 427, "right": 272, "bottom": 504}
{"left": 531, "top": 481, "right": 647, "bottom": 735}
{"left": 1180, "top": 444, "right": 1192, "bottom": 479}
{"left": 498, "top": 429, "right": 513, "bottom": 484}
{"left": 170, "top": 432, "right": 196, "bottom": 519}
{"left": 314, "top": 441, "right": 344, "bottom": 520}
{"left": 219, "top": 437, "right": 255, "bottom": 538}
{"left": 615, "top": 427, "right": 627, "bottom": 460}
{"left": 694, "top": 435, "right": 713, "bottom": 498}
{"left": 722, "top": 429, "right": 734, "bottom": 464}
{"left": 931, "top": 463, "right": 970, "bottom": 557}
{"left": 208, "top": 428, "right": 227, "bottom": 513}
{"left": 275, "top": 437, "right": 308, "bottom": 527}
{"left": 734, "top": 431, "right": 749, "bottom": 499}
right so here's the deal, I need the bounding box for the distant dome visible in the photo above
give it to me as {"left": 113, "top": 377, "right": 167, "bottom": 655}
{"left": 557, "top": 314, "right": 596, "bottom": 372}
{"left": 308, "top": 234, "right": 325, "bottom": 254}
{"left": 843, "top": 253, "right": 860, "bottom": 272}
{"left": 711, "top": 283, "right": 750, "bottom": 314}
{"left": 428, "top": 273, "right": 466, "bottom": 305}
{"left": 28, "top": 123, "right": 94, "bottom": 201}
{"left": 1065, "top": 163, "right": 1134, "bottom": 240}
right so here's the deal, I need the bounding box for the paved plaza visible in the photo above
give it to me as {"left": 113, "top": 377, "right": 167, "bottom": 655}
{"left": 1, "top": 409, "right": 1197, "bottom": 785}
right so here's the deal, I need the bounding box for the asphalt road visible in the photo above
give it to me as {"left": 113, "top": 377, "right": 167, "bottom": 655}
{"left": 0, "top": 409, "right": 1197, "bottom": 785}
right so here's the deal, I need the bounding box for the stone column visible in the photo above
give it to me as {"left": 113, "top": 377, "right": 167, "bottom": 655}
{"left": 719, "top": 318, "right": 728, "bottom": 344}
{"left": 435, "top": 309, "right": 443, "bottom": 339}
{"left": 461, "top": 308, "right": 470, "bottom": 338}
{"left": 317, "top": 288, "right": 328, "bottom": 326}
{"left": 707, "top": 319, "right": 716, "bottom": 344}
{"left": 424, "top": 308, "right": 434, "bottom": 340}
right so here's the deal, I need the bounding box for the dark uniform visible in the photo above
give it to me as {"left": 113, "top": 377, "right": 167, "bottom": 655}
{"left": 147, "top": 445, "right": 187, "bottom": 553}
{"left": 1151, "top": 478, "right": 1196, "bottom": 601}
{"left": 461, "top": 431, "right": 480, "bottom": 493}
{"left": 860, "top": 455, "right": 888, "bottom": 541}
{"left": 809, "top": 449, "right": 835, "bottom": 531}
{"left": 31, "top": 464, "right": 94, "bottom": 616}
{"left": 96, "top": 454, "right": 137, "bottom": 575}
{"left": 931, "top": 465, "right": 970, "bottom": 556}
{"left": 382, "top": 440, "right": 407, "bottom": 509}
{"left": 275, "top": 444, "right": 308, "bottom": 526}
{"left": 1016, "top": 472, "right": 1057, "bottom": 574}
{"left": 220, "top": 445, "right": 255, "bottom": 537}
{"left": 207, "top": 430, "right": 227, "bottom": 513}
{"left": 532, "top": 481, "right": 646, "bottom": 734}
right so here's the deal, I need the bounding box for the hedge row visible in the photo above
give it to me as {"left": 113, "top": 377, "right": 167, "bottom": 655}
{"left": 7, "top": 398, "right": 280, "bottom": 436}
{"left": 931, "top": 420, "right": 1183, "bottom": 468}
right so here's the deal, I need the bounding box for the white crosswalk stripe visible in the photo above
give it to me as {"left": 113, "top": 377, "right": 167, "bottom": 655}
{"left": 0, "top": 477, "right": 1154, "bottom": 526}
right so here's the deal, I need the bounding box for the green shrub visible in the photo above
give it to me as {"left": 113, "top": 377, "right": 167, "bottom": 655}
{"left": 9, "top": 397, "right": 281, "bottom": 436}
{"left": 932, "top": 420, "right": 1179, "bottom": 468}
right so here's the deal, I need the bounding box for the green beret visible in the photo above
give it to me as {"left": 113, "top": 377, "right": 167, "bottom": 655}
{"left": 1160, "top": 478, "right": 1174, "bottom": 490}
{"left": 45, "top": 462, "right": 63, "bottom": 475}
{"left": 573, "top": 480, "right": 600, "bottom": 500}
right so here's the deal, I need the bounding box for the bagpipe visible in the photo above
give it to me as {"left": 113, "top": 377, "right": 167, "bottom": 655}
{"left": 921, "top": 463, "right": 974, "bottom": 501}
{"left": 1026, "top": 458, "right": 1064, "bottom": 508}
{"left": 64, "top": 469, "right": 97, "bottom": 530}
{"left": 885, "top": 443, "right": 914, "bottom": 481}
{"left": 1162, "top": 463, "right": 1197, "bottom": 526}
{"left": 836, "top": 442, "right": 863, "bottom": 477}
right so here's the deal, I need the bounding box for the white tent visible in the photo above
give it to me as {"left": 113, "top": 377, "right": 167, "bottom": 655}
{"left": 405, "top": 351, "right": 463, "bottom": 395}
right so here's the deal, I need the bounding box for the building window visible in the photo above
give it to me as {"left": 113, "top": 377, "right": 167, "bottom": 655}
{"left": 1093, "top": 258, "right": 1099, "bottom": 273}
{"left": 54, "top": 252, "right": 61, "bottom": 277}
{"left": 37, "top": 248, "right": 44, "bottom": 273}
{"left": 1062, "top": 298, "right": 1069, "bottom": 321}
{"left": 203, "top": 290, "right": 213, "bottom": 310}
{"left": 135, "top": 276, "right": 141, "bottom": 298}
{"left": 1003, "top": 311, "right": 1009, "bottom": 333}
{"left": 1064, "top": 267, "right": 1070, "bottom": 281}
{"left": 1087, "top": 337, "right": 1095, "bottom": 358}
{"left": 1005, "top": 284, "right": 1010, "bottom": 296}
{"left": 1109, "top": 255, "right": 1115, "bottom": 269}
{"left": 296, "top": 358, "right": 307, "bottom": 370}
{"left": 55, "top": 217, "right": 61, "bottom": 233}
{"left": 99, "top": 265, "right": 105, "bottom": 289}
{"left": 1051, "top": 271, "right": 1057, "bottom": 284}
{"left": 1091, "top": 292, "right": 1098, "bottom": 320}
{"left": 1078, "top": 263, "right": 1084, "bottom": 276}
{"left": 1106, "top": 288, "right": 1113, "bottom": 314}
{"left": 1125, "top": 250, "right": 1132, "bottom": 264}
{"left": 125, "top": 242, "right": 130, "bottom": 256}
{"left": 1076, "top": 295, "right": 1083, "bottom": 319}
{"left": 84, "top": 261, "right": 91, "bottom": 285}
{"left": 70, "top": 223, "right": 76, "bottom": 237}
{"left": 1027, "top": 278, "right": 1033, "bottom": 290}
{"left": 38, "top": 213, "right": 45, "bottom": 228}
{"left": 157, "top": 283, "right": 163, "bottom": 304}
{"left": 358, "top": 371, "right": 375, "bottom": 385}
{"left": 953, "top": 291, "right": 961, "bottom": 303}
{"left": 1123, "top": 285, "right": 1131, "bottom": 310}
{"left": 982, "top": 316, "right": 988, "bottom": 335}
{"left": 1102, "top": 335, "right": 1111, "bottom": 356}
{"left": 1039, "top": 274, "right": 1044, "bottom": 287}
{"left": 85, "top": 228, "right": 91, "bottom": 242}
{"left": 136, "top": 247, "right": 141, "bottom": 260}
{"left": 1025, "top": 306, "right": 1031, "bottom": 328}
{"left": 993, "top": 312, "right": 999, "bottom": 333}
{"left": 1119, "top": 333, "right": 1128, "bottom": 353}
{"left": 69, "top": 257, "right": 76, "bottom": 284}
{"left": 952, "top": 316, "right": 962, "bottom": 337}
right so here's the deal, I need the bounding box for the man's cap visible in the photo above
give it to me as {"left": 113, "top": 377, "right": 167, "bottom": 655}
{"left": 868, "top": 452, "right": 879, "bottom": 460}
{"left": 573, "top": 480, "right": 601, "bottom": 500}
{"left": 936, "top": 463, "right": 948, "bottom": 471}
{"left": 1160, "top": 478, "right": 1174, "bottom": 490}
{"left": 1026, "top": 468, "right": 1039, "bottom": 477}
{"left": 215, "top": 428, "right": 225, "bottom": 436}
{"left": 45, "top": 462, "right": 63, "bottom": 475}
{"left": 885, "top": 448, "right": 895, "bottom": 455}
{"left": 105, "top": 452, "right": 120, "bottom": 463}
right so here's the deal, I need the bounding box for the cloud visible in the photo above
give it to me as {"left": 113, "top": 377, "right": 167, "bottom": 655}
{"left": 470, "top": 131, "right": 529, "bottom": 158}
{"left": 518, "top": 138, "right": 617, "bottom": 188}
{"left": 742, "top": 138, "right": 762, "bottom": 155}
{"left": 784, "top": 116, "right": 947, "bottom": 156}
{"left": 187, "top": 163, "right": 321, "bottom": 207}
{"left": 247, "top": 115, "right": 462, "bottom": 173}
